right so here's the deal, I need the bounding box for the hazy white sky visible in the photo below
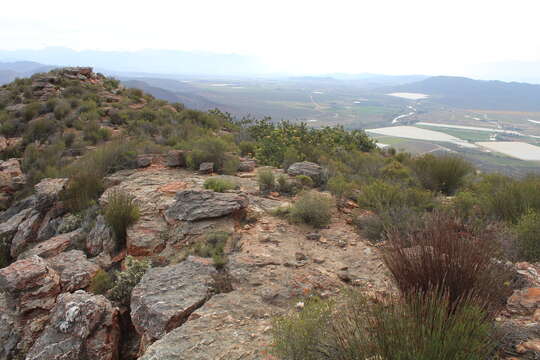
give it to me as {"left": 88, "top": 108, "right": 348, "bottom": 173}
{"left": 2, "top": 0, "right": 540, "bottom": 75}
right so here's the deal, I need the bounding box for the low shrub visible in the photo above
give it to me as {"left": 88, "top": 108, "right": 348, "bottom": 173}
{"left": 326, "top": 175, "right": 354, "bottom": 205}
{"left": 271, "top": 290, "right": 494, "bottom": 360}
{"left": 22, "top": 102, "right": 42, "bottom": 121}
{"left": 296, "top": 175, "right": 314, "bottom": 188}
{"left": 23, "top": 117, "right": 58, "bottom": 144}
{"left": 257, "top": 169, "right": 275, "bottom": 192}
{"left": 103, "top": 190, "right": 140, "bottom": 250}
{"left": 204, "top": 178, "right": 237, "bottom": 192}
{"left": 276, "top": 175, "right": 298, "bottom": 195}
{"left": 238, "top": 141, "right": 256, "bottom": 156}
{"left": 411, "top": 154, "right": 473, "bottom": 195}
{"left": 354, "top": 205, "right": 422, "bottom": 243}
{"left": 193, "top": 231, "right": 230, "bottom": 269}
{"left": 83, "top": 121, "right": 111, "bottom": 145}
{"left": 383, "top": 212, "right": 513, "bottom": 311}
{"left": 89, "top": 269, "right": 114, "bottom": 295}
{"left": 515, "top": 210, "right": 540, "bottom": 262}
{"left": 222, "top": 155, "right": 240, "bottom": 175}
{"left": 186, "top": 136, "right": 236, "bottom": 171}
{"left": 108, "top": 256, "right": 151, "bottom": 305}
{"left": 53, "top": 100, "right": 71, "bottom": 120}
{"left": 357, "top": 180, "right": 434, "bottom": 214}
{"left": 290, "top": 191, "right": 333, "bottom": 228}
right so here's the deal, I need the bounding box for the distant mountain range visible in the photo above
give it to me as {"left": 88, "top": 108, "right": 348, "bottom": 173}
{"left": 0, "top": 47, "right": 265, "bottom": 76}
{"left": 385, "top": 76, "right": 540, "bottom": 111}
{"left": 0, "top": 61, "right": 55, "bottom": 84}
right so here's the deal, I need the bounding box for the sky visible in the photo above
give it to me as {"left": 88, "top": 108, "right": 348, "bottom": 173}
{"left": 2, "top": 0, "right": 540, "bottom": 77}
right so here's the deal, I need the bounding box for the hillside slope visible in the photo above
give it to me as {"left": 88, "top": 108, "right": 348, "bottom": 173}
{"left": 387, "top": 75, "right": 540, "bottom": 111}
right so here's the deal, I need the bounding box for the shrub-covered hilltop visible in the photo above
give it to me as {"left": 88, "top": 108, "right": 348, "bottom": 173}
{"left": 0, "top": 67, "right": 540, "bottom": 360}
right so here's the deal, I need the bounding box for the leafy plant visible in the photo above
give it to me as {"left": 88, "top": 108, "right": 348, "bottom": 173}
{"left": 89, "top": 269, "right": 114, "bottom": 295}
{"left": 411, "top": 154, "right": 473, "bottom": 195}
{"left": 515, "top": 210, "right": 540, "bottom": 261}
{"left": 290, "top": 191, "right": 333, "bottom": 228}
{"left": 257, "top": 169, "right": 275, "bottom": 192}
{"left": 108, "top": 256, "right": 151, "bottom": 305}
{"left": 204, "top": 178, "right": 237, "bottom": 192}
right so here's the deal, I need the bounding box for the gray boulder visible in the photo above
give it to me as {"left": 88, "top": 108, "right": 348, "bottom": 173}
{"left": 198, "top": 162, "right": 214, "bottom": 174}
{"left": 139, "top": 293, "right": 274, "bottom": 360}
{"left": 46, "top": 250, "right": 100, "bottom": 292}
{"left": 86, "top": 215, "right": 115, "bottom": 257}
{"left": 25, "top": 290, "right": 120, "bottom": 360}
{"left": 164, "top": 190, "right": 248, "bottom": 222}
{"left": 165, "top": 150, "right": 185, "bottom": 167}
{"left": 131, "top": 256, "right": 216, "bottom": 349}
{"left": 287, "top": 161, "right": 323, "bottom": 183}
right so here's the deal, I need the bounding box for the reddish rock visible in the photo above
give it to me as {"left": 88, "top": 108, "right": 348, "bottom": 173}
{"left": 10, "top": 210, "right": 42, "bottom": 258}
{"left": 507, "top": 287, "right": 540, "bottom": 315}
{"left": 0, "top": 255, "right": 61, "bottom": 314}
{"left": 165, "top": 150, "right": 185, "bottom": 167}
{"left": 47, "top": 250, "right": 100, "bottom": 292}
{"left": 18, "top": 230, "right": 79, "bottom": 259}
{"left": 126, "top": 217, "right": 167, "bottom": 257}
{"left": 25, "top": 290, "right": 120, "bottom": 360}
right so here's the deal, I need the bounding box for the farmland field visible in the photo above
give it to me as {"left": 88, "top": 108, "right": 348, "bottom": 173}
{"left": 476, "top": 142, "right": 540, "bottom": 161}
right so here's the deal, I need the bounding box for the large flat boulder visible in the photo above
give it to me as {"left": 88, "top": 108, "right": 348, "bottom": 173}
{"left": 25, "top": 290, "right": 120, "bottom": 360}
{"left": 287, "top": 161, "right": 323, "bottom": 183}
{"left": 47, "top": 250, "right": 101, "bottom": 292}
{"left": 164, "top": 190, "right": 248, "bottom": 222}
{"left": 86, "top": 215, "right": 115, "bottom": 257}
{"left": 18, "top": 230, "right": 80, "bottom": 260}
{"left": 126, "top": 217, "right": 167, "bottom": 257}
{"left": 0, "top": 255, "right": 60, "bottom": 314}
{"left": 131, "top": 256, "right": 216, "bottom": 348}
{"left": 139, "top": 293, "right": 274, "bottom": 360}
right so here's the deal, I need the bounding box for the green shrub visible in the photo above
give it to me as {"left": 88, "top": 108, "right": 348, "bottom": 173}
{"left": 204, "top": 178, "right": 236, "bottom": 192}
{"left": 290, "top": 192, "right": 333, "bottom": 228}
{"left": 222, "top": 155, "right": 240, "bottom": 175}
{"left": 276, "top": 175, "right": 298, "bottom": 195}
{"left": 23, "top": 117, "right": 58, "bottom": 144}
{"left": 357, "top": 180, "right": 434, "bottom": 214}
{"left": 62, "top": 173, "right": 104, "bottom": 212}
{"left": 186, "top": 136, "right": 236, "bottom": 171}
{"left": 354, "top": 206, "right": 422, "bottom": 243}
{"left": 272, "top": 290, "right": 494, "bottom": 360}
{"left": 515, "top": 210, "right": 540, "bottom": 261}
{"left": 108, "top": 256, "right": 150, "bottom": 305}
{"left": 257, "top": 169, "right": 275, "bottom": 192}
{"left": 193, "top": 231, "right": 230, "bottom": 269}
{"left": 296, "top": 175, "right": 314, "bottom": 188}
{"left": 411, "top": 154, "right": 473, "bottom": 195}
{"left": 238, "top": 141, "right": 256, "bottom": 156}
{"left": 21, "top": 142, "right": 65, "bottom": 187}
{"left": 89, "top": 269, "right": 113, "bottom": 295}
{"left": 282, "top": 147, "right": 302, "bottom": 170}
{"left": 53, "top": 100, "right": 71, "bottom": 120}
{"left": 326, "top": 175, "right": 354, "bottom": 203}
{"left": 22, "top": 102, "right": 42, "bottom": 121}
{"left": 473, "top": 174, "right": 540, "bottom": 223}
{"left": 83, "top": 120, "right": 111, "bottom": 144}
{"left": 103, "top": 190, "right": 140, "bottom": 250}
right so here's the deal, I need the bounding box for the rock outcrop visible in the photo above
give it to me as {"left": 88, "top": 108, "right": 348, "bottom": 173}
{"left": 47, "top": 250, "right": 100, "bottom": 292}
{"left": 165, "top": 190, "right": 248, "bottom": 222}
{"left": 0, "top": 159, "right": 25, "bottom": 210}
{"left": 287, "top": 161, "right": 323, "bottom": 183}
{"left": 18, "top": 230, "right": 80, "bottom": 259}
{"left": 139, "top": 293, "right": 274, "bottom": 360}
{"left": 25, "top": 290, "right": 120, "bottom": 360}
{"left": 131, "top": 256, "right": 216, "bottom": 349}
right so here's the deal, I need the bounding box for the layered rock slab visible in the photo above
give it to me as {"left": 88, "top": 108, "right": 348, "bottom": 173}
{"left": 131, "top": 256, "right": 216, "bottom": 348}
{"left": 165, "top": 190, "right": 248, "bottom": 222}
{"left": 139, "top": 292, "right": 274, "bottom": 360}
{"left": 25, "top": 290, "right": 120, "bottom": 360}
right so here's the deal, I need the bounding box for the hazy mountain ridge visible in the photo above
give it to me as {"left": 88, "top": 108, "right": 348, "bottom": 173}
{"left": 385, "top": 76, "right": 540, "bottom": 111}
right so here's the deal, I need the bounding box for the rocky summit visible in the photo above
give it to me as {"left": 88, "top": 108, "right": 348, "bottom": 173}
{"left": 0, "top": 67, "right": 539, "bottom": 360}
